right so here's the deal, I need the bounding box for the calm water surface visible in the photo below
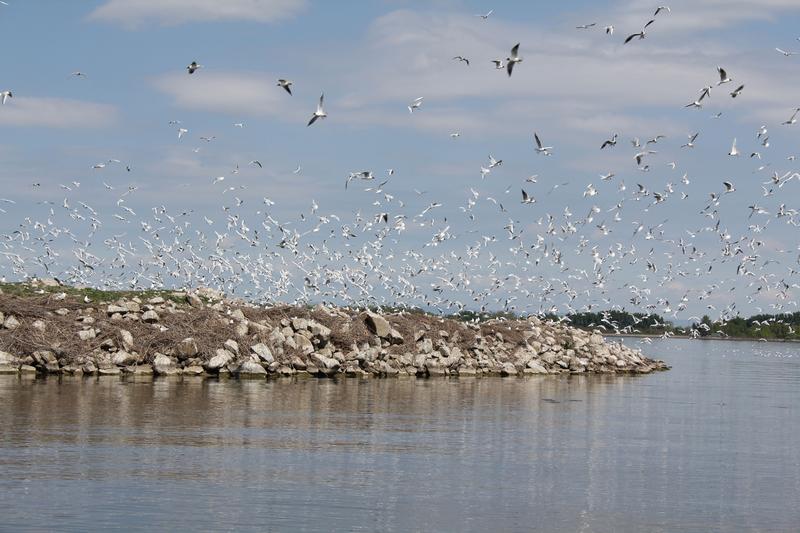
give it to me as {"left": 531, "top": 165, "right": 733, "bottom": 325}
{"left": 1, "top": 338, "right": 799, "bottom": 532}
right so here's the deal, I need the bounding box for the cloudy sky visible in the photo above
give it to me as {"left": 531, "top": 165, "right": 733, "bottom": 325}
{"left": 2, "top": 0, "right": 800, "bottom": 318}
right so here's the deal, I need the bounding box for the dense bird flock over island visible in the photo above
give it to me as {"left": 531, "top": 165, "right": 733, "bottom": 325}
{"left": 1, "top": 3, "right": 800, "bottom": 346}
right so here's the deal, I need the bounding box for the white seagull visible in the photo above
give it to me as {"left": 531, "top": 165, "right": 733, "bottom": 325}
{"left": 506, "top": 43, "right": 522, "bottom": 77}
{"left": 728, "top": 138, "right": 739, "bottom": 156}
{"left": 408, "top": 97, "right": 424, "bottom": 113}
{"left": 0, "top": 90, "right": 11, "bottom": 104}
{"left": 277, "top": 79, "right": 293, "bottom": 95}
{"left": 307, "top": 93, "right": 327, "bottom": 126}
{"left": 186, "top": 61, "right": 202, "bottom": 74}
{"left": 534, "top": 132, "right": 552, "bottom": 155}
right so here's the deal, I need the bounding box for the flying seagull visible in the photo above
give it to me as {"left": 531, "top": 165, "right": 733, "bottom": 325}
{"left": 277, "top": 79, "right": 293, "bottom": 95}
{"left": 186, "top": 61, "right": 202, "bottom": 74}
{"left": 728, "top": 138, "right": 739, "bottom": 156}
{"left": 723, "top": 181, "right": 735, "bottom": 193}
{"left": 776, "top": 48, "right": 796, "bottom": 56}
{"left": 521, "top": 189, "right": 536, "bottom": 204}
{"left": 534, "top": 132, "right": 552, "bottom": 155}
{"left": 576, "top": 23, "right": 597, "bottom": 29}
{"left": 0, "top": 90, "right": 12, "bottom": 104}
{"left": 625, "top": 19, "right": 654, "bottom": 43}
{"left": 453, "top": 56, "right": 470, "bottom": 65}
{"left": 506, "top": 43, "right": 522, "bottom": 77}
{"left": 307, "top": 93, "right": 327, "bottom": 126}
{"left": 476, "top": 10, "right": 493, "bottom": 19}
{"left": 782, "top": 108, "right": 800, "bottom": 125}
{"left": 717, "top": 66, "right": 732, "bottom": 85}
{"left": 408, "top": 97, "right": 424, "bottom": 113}
{"left": 729, "top": 84, "right": 744, "bottom": 98}
{"left": 654, "top": 6, "right": 671, "bottom": 16}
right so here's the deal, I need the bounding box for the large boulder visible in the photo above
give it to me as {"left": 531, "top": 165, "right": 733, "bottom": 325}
{"left": 153, "top": 353, "right": 178, "bottom": 375}
{"left": 111, "top": 350, "right": 137, "bottom": 366}
{"left": 250, "top": 343, "right": 274, "bottom": 364}
{"left": 205, "top": 349, "right": 234, "bottom": 371}
{"left": 363, "top": 312, "right": 391, "bottom": 338}
{"left": 235, "top": 361, "right": 267, "bottom": 377}
{"left": 176, "top": 338, "right": 199, "bottom": 359}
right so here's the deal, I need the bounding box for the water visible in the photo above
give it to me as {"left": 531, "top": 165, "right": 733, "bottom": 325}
{"left": 1, "top": 339, "right": 798, "bottom": 532}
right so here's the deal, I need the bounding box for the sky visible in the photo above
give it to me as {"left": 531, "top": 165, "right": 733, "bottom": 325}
{"left": 2, "top": 0, "right": 800, "bottom": 320}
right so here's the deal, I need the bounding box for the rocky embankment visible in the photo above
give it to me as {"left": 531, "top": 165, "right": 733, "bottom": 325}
{"left": 0, "top": 283, "right": 668, "bottom": 378}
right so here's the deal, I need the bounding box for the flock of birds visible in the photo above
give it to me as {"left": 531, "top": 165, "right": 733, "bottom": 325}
{"left": 2, "top": 4, "right": 800, "bottom": 334}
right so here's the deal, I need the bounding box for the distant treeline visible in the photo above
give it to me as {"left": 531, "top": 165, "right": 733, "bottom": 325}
{"left": 372, "top": 304, "right": 800, "bottom": 340}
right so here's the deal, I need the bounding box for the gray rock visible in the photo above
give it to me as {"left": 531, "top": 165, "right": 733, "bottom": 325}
{"left": 223, "top": 339, "right": 239, "bottom": 354}
{"left": 294, "top": 335, "right": 314, "bottom": 355}
{"left": 291, "top": 317, "right": 309, "bottom": 331}
{"left": 310, "top": 352, "right": 340, "bottom": 371}
{"left": 205, "top": 349, "right": 234, "bottom": 371}
{"left": 176, "top": 337, "right": 199, "bottom": 359}
{"left": 309, "top": 321, "right": 331, "bottom": 340}
{"left": 363, "top": 312, "right": 391, "bottom": 338}
{"left": 32, "top": 350, "right": 58, "bottom": 366}
{"left": 107, "top": 304, "right": 128, "bottom": 315}
{"left": 153, "top": 353, "right": 178, "bottom": 375}
{"left": 111, "top": 350, "right": 137, "bottom": 366}
{"left": 32, "top": 320, "right": 47, "bottom": 333}
{"left": 236, "top": 361, "right": 267, "bottom": 377}
{"left": 0, "top": 364, "right": 17, "bottom": 374}
{"left": 3, "top": 315, "right": 20, "bottom": 330}
{"left": 98, "top": 367, "right": 121, "bottom": 376}
{"left": 78, "top": 329, "right": 96, "bottom": 341}
{"left": 501, "top": 362, "right": 518, "bottom": 376}
{"left": 387, "top": 328, "right": 405, "bottom": 345}
{"left": 525, "top": 361, "right": 549, "bottom": 374}
{"left": 141, "top": 310, "right": 159, "bottom": 323}
{"left": 250, "top": 343, "right": 274, "bottom": 363}
{"left": 0, "top": 350, "right": 19, "bottom": 365}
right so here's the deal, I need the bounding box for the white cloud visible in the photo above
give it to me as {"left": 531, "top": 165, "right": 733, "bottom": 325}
{"left": 89, "top": 0, "right": 307, "bottom": 27}
{"left": 0, "top": 97, "right": 118, "bottom": 128}
{"left": 153, "top": 71, "right": 303, "bottom": 119}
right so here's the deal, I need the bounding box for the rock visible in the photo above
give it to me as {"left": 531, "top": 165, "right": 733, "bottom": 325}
{"left": 141, "top": 310, "right": 159, "bottom": 323}
{"left": 78, "top": 329, "right": 96, "bottom": 341}
{"left": 32, "top": 350, "right": 58, "bottom": 367}
{"left": 119, "top": 329, "right": 134, "bottom": 351}
{"left": 363, "top": 312, "right": 391, "bottom": 338}
{"left": 148, "top": 296, "right": 165, "bottom": 305}
{"left": 32, "top": 320, "right": 46, "bottom": 332}
{"left": 98, "top": 367, "right": 121, "bottom": 376}
{"left": 236, "top": 361, "right": 266, "bottom": 377}
{"left": 132, "top": 365, "right": 154, "bottom": 376}
{"left": 0, "top": 364, "right": 17, "bottom": 374}
{"left": 501, "top": 362, "right": 518, "bottom": 376}
{"left": 223, "top": 339, "right": 239, "bottom": 354}
{"left": 0, "top": 351, "right": 19, "bottom": 365}
{"left": 295, "top": 335, "right": 315, "bottom": 355}
{"left": 309, "top": 321, "right": 331, "bottom": 340}
{"left": 291, "top": 356, "right": 307, "bottom": 370}
{"left": 291, "top": 317, "right": 309, "bottom": 331}
{"left": 19, "top": 365, "right": 37, "bottom": 374}
{"left": 187, "top": 294, "right": 203, "bottom": 308}
{"left": 250, "top": 343, "right": 274, "bottom": 364}
{"left": 182, "top": 366, "right": 204, "bottom": 376}
{"left": 107, "top": 304, "right": 128, "bottom": 315}
{"left": 234, "top": 321, "right": 249, "bottom": 337}
{"left": 111, "top": 350, "right": 137, "bottom": 366}
{"left": 153, "top": 353, "right": 178, "bottom": 375}
{"left": 124, "top": 301, "right": 141, "bottom": 313}
{"left": 54, "top": 308, "right": 70, "bottom": 316}
{"left": 310, "top": 352, "right": 340, "bottom": 371}
{"left": 205, "top": 349, "right": 234, "bottom": 371}
{"left": 177, "top": 338, "right": 199, "bottom": 359}
{"left": 525, "top": 361, "right": 549, "bottom": 374}
{"left": 3, "top": 315, "right": 20, "bottom": 330}
{"left": 387, "top": 328, "right": 405, "bottom": 345}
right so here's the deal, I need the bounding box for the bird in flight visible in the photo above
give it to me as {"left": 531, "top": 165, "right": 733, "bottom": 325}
{"left": 576, "top": 23, "right": 596, "bottom": 29}
{"left": 776, "top": 48, "right": 796, "bottom": 56}
{"left": 0, "top": 90, "right": 12, "bottom": 104}
{"left": 506, "top": 43, "right": 522, "bottom": 77}
{"left": 625, "top": 19, "right": 654, "bottom": 43}
{"left": 307, "top": 93, "right": 327, "bottom": 126}
{"left": 717, "top": 66, "right": 732, "bottom": 85}
{"left": 730, "top": 84, "right": 745, "bottom": 98}
{"left": 277, "top": 79, "right": 293, "bottom": 95}
{"left": 186, "top": 61, "right": 202, "bottom": 74}
{"left": 534, "top": 132, "right": 552, "bottom": 155}
{"left": 476, "top": 10, "right": 493, "bottom": 19}
{"left": 408, "top": 97, "right": 424, "bottom": 113}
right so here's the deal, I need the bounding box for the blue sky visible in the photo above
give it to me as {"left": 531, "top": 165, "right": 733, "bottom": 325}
{"left": 2, "top": 0, "right": 800, "bottom": 319}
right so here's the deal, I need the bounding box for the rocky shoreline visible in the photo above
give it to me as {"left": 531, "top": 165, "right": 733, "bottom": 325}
{"left": 0, "top": 283, "right": 669, "bottom": 378}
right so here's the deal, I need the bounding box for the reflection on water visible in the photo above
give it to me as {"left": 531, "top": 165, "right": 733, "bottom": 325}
{"left": 1, "top": 338, "right": 798, "bottom": 532}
